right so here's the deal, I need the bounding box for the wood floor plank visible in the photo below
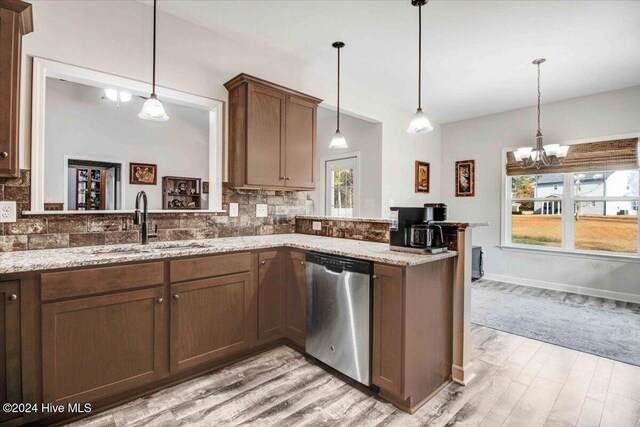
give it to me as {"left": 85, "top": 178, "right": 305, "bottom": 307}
{"left": 479, "top": 381, "right": 528, "bottom": 427}
{"left": 544, "top": 361, "right": 595, "bottom": 426}
{"left": 502, "top": 376, "right": 564, "bottom": 427}
{"left": 67, "top": 325, "right": 640, "bottom": 427}
{"left": 576, "top": 397, "right": 604, "bottom": 427}
{"left": 587, "top": 358, "right": 614, "bottom": 402}
{"left": 608, "top": 361, "right": 640, "bottom": 402}
{"left": 600, "top": 392, "right": 640, "bottom": 427}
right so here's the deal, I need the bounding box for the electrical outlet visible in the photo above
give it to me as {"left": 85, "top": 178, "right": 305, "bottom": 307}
{"left": 256, "top": 204, "right": 268, "bottom": 218}
{"left": 0, "top": 201, "right": 17, "bottom": 223}
{"left": 229, "top": 203, "right": 239, "bottom": 218}
{"left": 312, "top": 221, "right": 322, "bottom": 231}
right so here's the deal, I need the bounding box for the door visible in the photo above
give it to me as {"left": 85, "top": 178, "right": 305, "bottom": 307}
{"left": 284, "top": 96, "right": 316, "bottom": 189}
{"left": 247, "top": 84, "right": 286, "bottom": 187}
{"left": 170, "top": 272, "right": 254, "bottom": 372}
{"left": 372, "top": 264, "right": 404, "bottom": 398}
{"left": 285, "top": 251, "right": 306, "bottom": 345}
{"left": 257, "top": 250, "right": 285, "bottom": 341}
{"left": 0, "top": 281, "right": 20, "bottom": 423}
{"left": 324, "top": 155, "right": 359, "bottom": 218}
{"left": 42, "top": 287, "right": 166, "bottom": 405}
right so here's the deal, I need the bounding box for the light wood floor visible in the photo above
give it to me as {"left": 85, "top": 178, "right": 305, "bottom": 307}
{"left": 67, "top": 325, "right": 640, "bottom": 427}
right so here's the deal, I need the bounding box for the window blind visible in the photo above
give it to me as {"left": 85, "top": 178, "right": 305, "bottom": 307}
{"left": 506, "top": 138, "right": 639, "bottom": 176}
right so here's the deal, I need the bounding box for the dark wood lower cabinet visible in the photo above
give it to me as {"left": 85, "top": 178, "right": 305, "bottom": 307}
{"left": 170, "top": 272, "right": 255, "bottom": 372}
{"left": 285, "top": 251, "right": 306, "bottom": 346}
{"left": 257, "top": 250, "right": 285, "bottom": 342}
{"left": 372, "top": 264, "right": 404, "bottom": 398}
{"left": 0, "top": 249, "right": 454, "bottom": 425}
{"left": 0, "top": 281, "right": 21, "bottom": 423}
{"left": 41, "top": 287, "right": 166, "bottom": 405}
{"left": 372, "top": 259, "right": 454, "bottom": 413}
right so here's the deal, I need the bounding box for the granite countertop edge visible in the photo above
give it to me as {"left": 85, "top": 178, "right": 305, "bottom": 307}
{"left": 295, "top": 215, "right": 489, "bottom": 228}
{"left": 0, "top": 234, "right": 458, "bottom": 274}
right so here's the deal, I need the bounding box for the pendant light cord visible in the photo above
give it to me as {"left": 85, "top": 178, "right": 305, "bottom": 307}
{"left": 537, "top": 61, "right": 541, "bottom": 134}
{"left": 418, "top": 2, "right": 422, "bottom": 110}
{"left": 152, "top": 0, "right": 157, "bottom": 96}
{"left": 337, "top": 45, "right": 341, "bottom": 132}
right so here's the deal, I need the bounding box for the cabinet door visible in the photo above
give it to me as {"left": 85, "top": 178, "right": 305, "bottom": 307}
{"left": 285, "top": 251, "right": 306, "bottom": 345}
{"left": 171, "top": 272, "right": 254, "bottom": 372}
{"left": 0, "top": 281, "right": 20, "bottom": 423}
{"left": 284, "top": 96, "right": 316, "bottom": 189}
{"left": 246, "top": 84, "right": 286, "bottom": 187}
{"left": 42, "top": 288, "right": 166, "bottom": 405}
{"left": 0, "top": 8, "right": 21, "bottom": 177}
{"left": 258, "top": 250, "right": 285, "bottom": 341}
{"left": 372, "top": 264, "right": 404, "bottom": 398}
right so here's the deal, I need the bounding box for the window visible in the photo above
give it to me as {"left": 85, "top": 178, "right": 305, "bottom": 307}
{"left": 323, "top": 156, "right": 359, "bottom": 218}
{"left": 506, "top": 169, "right": 639, "bottom": 255}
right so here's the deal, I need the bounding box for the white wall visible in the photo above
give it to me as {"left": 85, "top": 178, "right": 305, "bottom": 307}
{"left": 19, "top": 0, "right": 442, "bottom": 214}
{"left": 441, "top": 85, "right": 640, "bottom": 298}
{"left": 44, "top": 79, "right": 209, "bottom": 210}
{"left": 312, "top": 109, "right": 383, "bottom": 218}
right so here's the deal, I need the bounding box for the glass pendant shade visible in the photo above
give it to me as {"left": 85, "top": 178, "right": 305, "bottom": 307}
{"left": 407, "top": 108, "right": 433, "bottom": 134}
{"left": 138, "top": 94, "right": 169, "bottom": 121}
{"left": 329, "top": 130, "right": 348, "bottom": 149}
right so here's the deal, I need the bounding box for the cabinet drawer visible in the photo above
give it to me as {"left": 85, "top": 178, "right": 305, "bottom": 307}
{"left": 41, "top": 262, "right": 164, "bottom": 301}
{"left": 170, "top": 252, "right": 251, "bottom": 283}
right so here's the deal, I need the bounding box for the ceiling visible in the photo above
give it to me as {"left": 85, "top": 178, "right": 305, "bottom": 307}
{"left": 153, "top": 0, "right": 640, "bottom": 124}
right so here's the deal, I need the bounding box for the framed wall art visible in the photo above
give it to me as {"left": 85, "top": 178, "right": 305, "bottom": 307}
{"left": 129, "top": 162, "right": 157, "bottom": 185}
{"left": 455, "top": 159, "right": 475, "bottom": 197}
{"left": 415, "top": 161, "right": 430, "bottom": 193}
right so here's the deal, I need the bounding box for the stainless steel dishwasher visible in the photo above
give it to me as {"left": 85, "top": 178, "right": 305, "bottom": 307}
{"left": 305, "top": 252, "right": 373, "bottom": 386}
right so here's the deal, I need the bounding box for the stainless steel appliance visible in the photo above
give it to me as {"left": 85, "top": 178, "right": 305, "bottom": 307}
{"left": 305, "top": 252, "right": 373, "bottom": 386}
{"left": 390, "top": 205, "right": 448, "bottom": 254}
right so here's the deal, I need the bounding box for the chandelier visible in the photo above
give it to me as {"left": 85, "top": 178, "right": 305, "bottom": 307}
{"left": 513, "top": 58, "right": 569, "bottom": 169}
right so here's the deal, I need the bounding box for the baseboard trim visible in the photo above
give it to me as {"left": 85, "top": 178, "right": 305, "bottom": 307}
{"left": 482, "top": 273, "right": 640, "bottom": 304}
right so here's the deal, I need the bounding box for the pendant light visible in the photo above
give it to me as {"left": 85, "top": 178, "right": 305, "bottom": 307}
{"left": 513, "top": 59, "right": 569, "bottom": 169}
{"left": 329, "top": 41, "right": 348, "bottom": 149}
{"left": 139, "top": 0, "right": 169, "bottom": 121}
{"left": 407, "top": 0, "right": 433, "bottom": 134}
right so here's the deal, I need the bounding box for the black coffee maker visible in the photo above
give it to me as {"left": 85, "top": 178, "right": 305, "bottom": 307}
{"left": 389, "top": 204, "right": 448, "bottom": 254}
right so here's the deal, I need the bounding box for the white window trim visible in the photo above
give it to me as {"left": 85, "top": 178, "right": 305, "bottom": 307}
{"left": 319, "top": 151, "right": 361, "bottom": 218}
{"left": 29, "top": 57, "right": 224, "bottom": 214}
{"left": 501, "top": 132, "right": 640, "bottom": 259}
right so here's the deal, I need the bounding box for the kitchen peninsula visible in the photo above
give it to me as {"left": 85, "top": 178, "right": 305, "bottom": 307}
{"left": 0, "top": 233, "right": 459, "bottom": 425}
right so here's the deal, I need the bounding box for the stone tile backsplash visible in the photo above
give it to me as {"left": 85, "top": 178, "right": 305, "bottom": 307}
{"left": 0, "top": 170, "right": 306, "bottom": 252}
{"left": 295, "top": 217, "right": 391, "bottom": 243}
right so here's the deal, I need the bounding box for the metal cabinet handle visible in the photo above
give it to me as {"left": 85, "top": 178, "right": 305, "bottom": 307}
{"left": 173, "top": 294, "right": 180, "bottom": 300}
{"left": 0, "top": 151, "right": 8, "bottom": 159}
{"left": 260, "top": 260, "right": 266, "bottom": 265}
{"left": 285, "top": 177, "right": 291, "bottom": 181}
{"left": 280, "top": 176, "right": 285, "bottom": 181}
{"left": 300, "top": 261, "right": 304, "bottom": 266}
{"left": 372, "top": 275, "right": 379, "bottom": 280}
{"left": 8, "top": 294, "right": 17, "bottom": 301}
{"left": 157, "top": 297, "right": 163, "bottom": 304}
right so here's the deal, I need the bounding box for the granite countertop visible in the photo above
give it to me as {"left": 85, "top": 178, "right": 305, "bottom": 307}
{"left": 296, "top": 215, "right": 489, "bottom": 228}
{"left": 0, "top": 234, "right": 457, "bottom": 274}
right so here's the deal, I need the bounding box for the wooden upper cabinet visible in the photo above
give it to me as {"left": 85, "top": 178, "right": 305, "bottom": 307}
{"left": 0, "top": 281, "right": 21, "bottom": 424}
{"left": 0, "top": 0, "right": 32, "bottom": 178}
{"left": 224, "top": 74, "right": 321, "bottom": 190}
{"left": 247, "top": 85, "right": 286, "bottom": 187}
{"left": 285, "top": 97, "right": 316, "bottom": 188}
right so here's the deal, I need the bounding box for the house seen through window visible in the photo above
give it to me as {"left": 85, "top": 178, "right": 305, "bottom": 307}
{"left": 508, "top": 169, "right": 639, "bottom": 254}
